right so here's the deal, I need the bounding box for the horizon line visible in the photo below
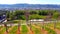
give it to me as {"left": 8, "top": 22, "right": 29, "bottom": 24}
{"left": 0, "top": 3, "right": 60, "bottom": 5}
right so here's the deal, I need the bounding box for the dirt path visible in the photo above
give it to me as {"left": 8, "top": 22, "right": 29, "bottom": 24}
{"left": 26, "top": 25, "right": 34, "bottom": 34}
{"left": 55, "top": 29, "right": 60, "bottom": 34}
{"left": 16, "top": 20, "right": 22, "bottom": 34}
{"left": 4, "top": 31, "right": 8, "bottom": 34}
{"left": 33, "top": 24, "right": 48, "bottom": 34}
{"left": 16, "top": 26, "right": 21, "bottom": 34}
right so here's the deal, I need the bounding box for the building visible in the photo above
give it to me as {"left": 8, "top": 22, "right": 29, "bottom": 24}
{"left": 0, "top": 10, "right": 7, "bottom": 23}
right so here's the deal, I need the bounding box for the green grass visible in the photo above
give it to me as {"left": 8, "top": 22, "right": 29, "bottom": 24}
{"left": 31, "top": 25, "right": 41, "bottom": 34}
{"left": 0, "top": 27, "right": 6, "bottom": 34}
{"left": 7, "top": 26, "right": 11, "bottom": 30}
{"left": 44, "top": 22, "right": 60, "bottom": 30}
{"left": 0, "top": 26, "right": 12, "bottom": 34}
{"left": 0, "top": 26, "right": 3, "bottom": 29}
{"left": 0, "top": 21, "right": 60, "bottom": 34}
{"left": 21, "top": 25, "right": 28, "bottom": 34}
{"left": 9, "top": 26, "right": 18, "bottom": 34}
{"left": 36, "top": 23, "right": 56, "bottom": 34}
{"left": 43, "top": 23, "right": 57, "bottom": 34}
{"left": 43, "top": 26, "right": 56, "bottom": 34}
{"left": 55, "top": 22, "right": 60, "bottom": 30}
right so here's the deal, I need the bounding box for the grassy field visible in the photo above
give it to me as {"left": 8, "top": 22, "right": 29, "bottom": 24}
{"left": 0, "top": 21, "right": 60, "bottom": 34}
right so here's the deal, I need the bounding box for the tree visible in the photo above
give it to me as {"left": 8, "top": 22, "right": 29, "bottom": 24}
{"left": 53, "top": 12, "right": 59, "bottom": 19}
{"left": 39, "top": 10, "right": 48, "bottom": 15}
{"left": 30, "top": 10, "right": 37, "bottom": 14}
{"left": 14, "top": 10, "right": 25, "bottom": 19}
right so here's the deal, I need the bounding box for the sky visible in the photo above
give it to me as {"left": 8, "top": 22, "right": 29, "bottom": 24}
{"left": 0, "top": 0, "right": 60, "bottom": 4}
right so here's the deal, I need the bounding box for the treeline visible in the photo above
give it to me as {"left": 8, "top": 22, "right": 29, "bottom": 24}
{"left": 6, "top": 10, "right": 60, "bottom": 20}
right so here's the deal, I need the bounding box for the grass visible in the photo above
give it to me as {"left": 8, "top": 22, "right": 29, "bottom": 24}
{"left": 44, "top": 22, "right": 60, "bottom": 30}
{"left": 9, "top": 26, "right": 18, "bottom": 34}
{"left": 44, "top": 26, "right": 56, "bottom": 34}
{"left": 36, "top": 23, "right": 56, "bottom": 34}
{"left": 42, "top": 23, "right": 57, "bottom": 34}
{"left": 55, "top": 22, "right": 60, "bottom": 30}
{"left": 0, "top": 27, "right": 6, "bottom": 34}
{"left": 31, "top": 25, "right": 41, "bottom": 34}
{"left": 0, "top": 21, "right": 60, "bottom": 34}
{"left": 0, "top": 26, "right": 3, "bottom": 29}
{"left": 21, "top": 25, "right": 28, "bottom": 34}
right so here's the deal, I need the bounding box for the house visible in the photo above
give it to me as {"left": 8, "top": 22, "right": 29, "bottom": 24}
{"left": 0, "top": 15, "right": 7, "bottom": 23}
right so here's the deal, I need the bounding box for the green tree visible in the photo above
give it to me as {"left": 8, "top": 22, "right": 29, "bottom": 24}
{"left": 53, "top": 12, "right": 60, "bottom": 19}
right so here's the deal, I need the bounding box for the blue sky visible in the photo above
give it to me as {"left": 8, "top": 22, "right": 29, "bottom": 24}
{"left": 0, "top": 0, "right": 60, "bottom": 4}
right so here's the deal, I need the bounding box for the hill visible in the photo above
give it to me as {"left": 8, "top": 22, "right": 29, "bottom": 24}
{"left": 0, "top": 4, "right": 60, "bottom": 10}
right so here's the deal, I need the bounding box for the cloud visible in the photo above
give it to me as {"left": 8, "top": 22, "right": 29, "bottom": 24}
{"left": 0, "top": 0, "right": 16, "bottom": 4}
{"left": 0, "top": 0, "right": 60, "bottom": 4}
